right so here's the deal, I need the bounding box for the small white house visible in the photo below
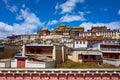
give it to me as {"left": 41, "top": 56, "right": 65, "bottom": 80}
{"left": 74, "top": 38, "right": 88, "bottom": 49}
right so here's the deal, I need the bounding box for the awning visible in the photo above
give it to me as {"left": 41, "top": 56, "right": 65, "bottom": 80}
{"left": 81, "top": 52, "right": 102, "bottom": 55}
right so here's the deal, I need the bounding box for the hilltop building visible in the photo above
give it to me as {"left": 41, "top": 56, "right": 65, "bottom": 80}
{"left": 6, "top": 25, "right": 120, "bottom": 45}
{"left": 74, "top": 36, "right": 117, "bottom": 49}
{"left": 7, "top": 34, "right": 40, "bottom": 44}
{"left": 5, "top": 24, "right": 120, "bottom": 67}
{"left": 70, "top": 26, "right": 84, "bottom": 37}
{"left": 79, "top": 26, "right": 120, "bottom": 39}
{"left": 37, "top": 28, "right": 50, "bottom": 36}
{"left": 51, "top": 24, "right": 70, "bottom": 35}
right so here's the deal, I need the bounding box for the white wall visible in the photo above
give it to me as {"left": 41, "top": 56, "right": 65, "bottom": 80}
{"left": 26, "top": 59, "right": 55, "bottom": 68}
{"left": 72, "top": 51, "right": 81, "bottom": 62}
{"left": 11, "top": 59, "right": 17, "bottom": 68}
{"left": 74, "top": 41, "right": 87, "bottom": 48}
{"left": 26, "top": 61, "right": 45, "bottom": 68}
{"left": 103, "top": 58, "right": 120, "bottom": 67}
{"left": 64, "top": 43, "right": 73, "bottom": 48}
{"left": 116, "top": 33, "right": 120, "bottom": 39}
{"left": 0, "top": 62, "right": 5, "bottom": 67}
{"left": 0, "top": 58, "right": 55, "bottom": 68}
{"left": 68, "top": 55, "right": 72, "bottom": 60}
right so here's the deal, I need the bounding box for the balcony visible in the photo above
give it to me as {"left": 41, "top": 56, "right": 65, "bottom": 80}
{"left": 101, "top": 48, "right": 120, "bottom": 53}
{"left": 102, "top": 50, "right": 120, "bottom": 53}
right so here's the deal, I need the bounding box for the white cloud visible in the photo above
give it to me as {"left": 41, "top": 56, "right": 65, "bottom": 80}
{"left": 9, "top": 5, "right": 18, "bottom": 12}
{"left": 79, "top": 11, "right": 91, "bottom": 16}
{"left": 118, "top": 9, "right": 120, "bottom": 15}
{"left": 55, "top": 3, "right": 59, "bottom": 10}
{"left": 0, "top": 22, "right": 13, "bottom": 34}
{"left": 0, "top": 9, "right": 44, "bottom": 39}
{"left": 2, "top": 0, "right": 18, "bottom": 12}
{"left": 14, "top": 9, "right": 44, "bottom": 34}
{"left": 47, "top": 20, "right": 58, "bottom": 26}
{"left": 60, "top": 14, "right": 85, "bottom": 22}
{"left": 19, "top": 9, "right": 43, "bottom": 25}
{"left": 16, "top": 14, "right": 22, "bottom": 20}
{"left": 80, "top": 21, "right": 120, "bottom": 31}
{"left": 55, "top": 0, "right": 84, "bottom": 14}
{"left": 0, "top": 22, "right": 14, "bottom": 39}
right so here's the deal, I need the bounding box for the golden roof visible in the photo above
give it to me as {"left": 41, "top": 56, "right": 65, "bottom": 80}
{"left": 59, "top": 24, "right": 66, "bottom": 28}
{"left": 42, "top": 28, "right": 48, "bottom": 30}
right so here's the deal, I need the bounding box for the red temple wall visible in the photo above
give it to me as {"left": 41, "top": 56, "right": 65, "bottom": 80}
{"left": 0, "top": 73, "right": 119, "bottom": 80}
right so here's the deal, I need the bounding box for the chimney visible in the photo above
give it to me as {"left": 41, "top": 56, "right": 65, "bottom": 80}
{"left": 22, "top": 44, "right": 25, "bottom": 57}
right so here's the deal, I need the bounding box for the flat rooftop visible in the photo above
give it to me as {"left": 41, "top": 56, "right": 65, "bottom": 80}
{"left": 25, "top": 44, "right": 53, "bottom": 46}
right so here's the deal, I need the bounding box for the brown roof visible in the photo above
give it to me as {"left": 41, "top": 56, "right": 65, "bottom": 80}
{"left": 86, "top": 36, "right": 103, "bottom": 40}
{"left": 75, "top": 37, "right": 86, "bottom": 41}
{"left": 103, "top": 37, "right": 116, "bottom": 41}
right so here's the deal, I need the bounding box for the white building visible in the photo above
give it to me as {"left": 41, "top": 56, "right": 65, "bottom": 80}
{"left": 68, "top": 49, "right": 102, "bottom": 64}
{"left": 74, "top": 38, "right": 88, "bottom": 49}
{"left": 7, "top": 34, "right": 41, "bottom": 44}
{"left": 98, "top": 42, "right": 120, "bottom": 67}
{"left": 79, "top": 26, "right": 120, "bottom": 39}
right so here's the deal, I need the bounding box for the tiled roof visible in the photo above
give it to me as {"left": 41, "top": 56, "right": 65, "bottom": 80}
{"left": 86, "top": 36, "right": 103, "bottom": 40}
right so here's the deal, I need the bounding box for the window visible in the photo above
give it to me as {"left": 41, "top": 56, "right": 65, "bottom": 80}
{"left": 80, "top": 41, "right": 82, "bottom": 44}
{"left": 111, "top": 48, "right": 117, "bottom": 51}
{"left": 103, "top": 54, "right": 109, "bottom": 58}
{"left": 83, "top": 41, "right": 85, "bottom": 44}
{"left": 76, "top": 41, "right": 78, "bottom": 44}
{"left": 83, "top": 55, "right": 88, "bottom": 59}
{"left": 101, "top": 48, "right": 108, "bottom": 51}
{"left": 110, "top": 55, "right": 118, "bottom": 59}
{"left": 78, "top": 54, "right": 82, "bottom": 59}
{"left": 75, "top": 31, "right": 79, "bottom": 36}
{"left": 36, "top": 49, "right": 41, "bottom": 53}
{"left": 29, "top": 49, "right": 34, "bottom": 53}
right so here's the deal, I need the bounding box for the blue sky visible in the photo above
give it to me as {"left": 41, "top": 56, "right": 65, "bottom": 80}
{"left": 0, "top": 0, "right": 120, "bottom": 39}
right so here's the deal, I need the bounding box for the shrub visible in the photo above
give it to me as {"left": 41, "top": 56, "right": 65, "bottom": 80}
{"left": 56, "top": 60, "right": 117, "bottom": 68}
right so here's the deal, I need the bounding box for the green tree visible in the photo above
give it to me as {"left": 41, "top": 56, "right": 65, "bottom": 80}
{"left": 118, "top": 38, "right": 120, "bottom": 42}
